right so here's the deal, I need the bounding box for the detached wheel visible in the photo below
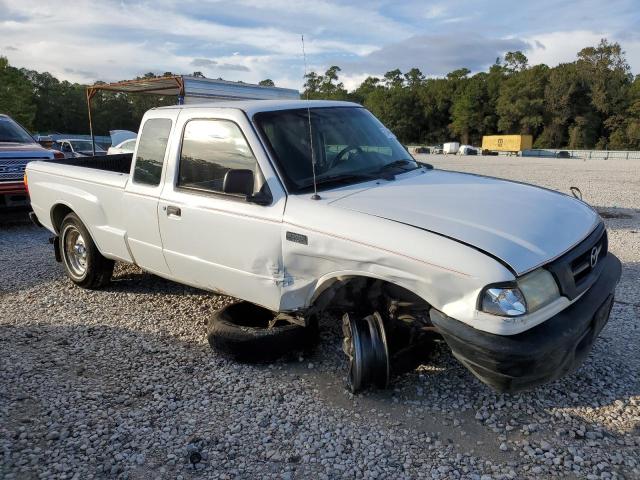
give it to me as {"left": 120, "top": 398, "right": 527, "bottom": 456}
{"left": 342, "top": 312, "right": 390, "bottom": 393}
{"left": 60, "top": 212, "right": 114, "bottom": 289}
{"left": 207, "top": 302, "right": 315, "bottom": 362}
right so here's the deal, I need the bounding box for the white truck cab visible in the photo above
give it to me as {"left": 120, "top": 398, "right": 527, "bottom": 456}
{"left": 26, "top": 100, "right": 621, "bottom": 393}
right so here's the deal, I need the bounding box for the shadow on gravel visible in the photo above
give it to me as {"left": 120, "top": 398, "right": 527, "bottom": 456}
{"left": 595, "top": 206, "right": 639, "bottom": 231}
{"left": 105, "top": 267, "right": 209, "bottom": 297}
{"left": 0, "top": 207, "right": 31, "bottom": 228}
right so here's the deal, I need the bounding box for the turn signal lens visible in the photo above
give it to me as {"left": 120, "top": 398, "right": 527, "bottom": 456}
{"left": 517, "top": 269, "right": 560, "bottom": 312}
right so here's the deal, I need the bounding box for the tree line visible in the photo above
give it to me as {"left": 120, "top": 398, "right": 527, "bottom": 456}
{"left": 1, "top": 38, "right": 639, "bottom": 149}
{"left": 304, "top": 39, "right": 640, "bottom": 150}
{"left": 0, "top": 59, "right": 175, "bottom": 136}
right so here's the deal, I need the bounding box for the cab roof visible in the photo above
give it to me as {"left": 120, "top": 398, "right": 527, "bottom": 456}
{"left": 154, "top": 99, "right": 361, "bottom": 116}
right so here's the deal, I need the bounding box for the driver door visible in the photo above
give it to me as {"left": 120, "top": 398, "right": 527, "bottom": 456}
{"left": 158, "top": 108, "right": 287, "bottom": 311}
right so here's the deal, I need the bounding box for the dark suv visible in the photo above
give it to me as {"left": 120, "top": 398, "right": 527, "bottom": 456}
{"left": 0, "top": 114, "right": 63, "bottom": 207}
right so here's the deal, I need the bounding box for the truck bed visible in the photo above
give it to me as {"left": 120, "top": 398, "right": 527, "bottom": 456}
{"left": 44, "top": 153, "right": 133, "bottom": 174}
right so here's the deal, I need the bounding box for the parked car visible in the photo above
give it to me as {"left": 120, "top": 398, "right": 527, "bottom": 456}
{"left": 458, "top": 145, "right": 478, "bottom": 155}
{"left": 109, "top": 129, "right": 137, "bottom": 147}
{"left": 107, "top": 138, "right": 137, "bottom": 155}
{"left": 0, "top": 114, "right": 64, "bottom": 207}
{"left": 431, "top": 145, "right": 443, "bottom": 154}
{"left": 26, "top": 100, "right": 621, "bottom": 393}
{"left": 57, "top": 139, "right": 107, "bottom": 158}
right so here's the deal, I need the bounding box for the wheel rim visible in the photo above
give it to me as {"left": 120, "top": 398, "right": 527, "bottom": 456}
{"left": 342, "top": 314, "right": 364, "bottom": 392}
{"left": 62, "top": 225, "right": 88, "bottom": 278}
{"left": 342, "top": 312, "right": 389, "bottom": 393}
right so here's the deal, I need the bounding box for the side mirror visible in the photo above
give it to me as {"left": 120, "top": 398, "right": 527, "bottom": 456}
{"left": 222, "top": 169, "right": 272, "bottom": 206}
{"left": 223, "top": 169, "right": 255, "bottom": 196}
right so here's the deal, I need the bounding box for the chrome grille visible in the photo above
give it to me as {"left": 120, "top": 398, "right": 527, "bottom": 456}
{"left": 0, "top": 157, "right": 48, "bottom": 182}
{"left": 570, "top": 231, "right": 607, "bottom": 285}
{"left": 546, "top": 223, "right": 607, "bottom": 301}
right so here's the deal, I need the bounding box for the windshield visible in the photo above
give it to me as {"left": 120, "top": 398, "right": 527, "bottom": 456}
{"left": 0, "top": 117, "right": 36, "bottom": 144}
{"left": 254, "top": 107, "right": 417, "bottom": 192}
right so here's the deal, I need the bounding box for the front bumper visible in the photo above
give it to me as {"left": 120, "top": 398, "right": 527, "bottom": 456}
{"left": 430, "top": 254, "right": 622, "bottom": 392}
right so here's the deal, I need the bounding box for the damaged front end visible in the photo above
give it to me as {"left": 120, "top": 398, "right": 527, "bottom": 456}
{"left": 309, "top": 277, "right": 442, "bottom": 392}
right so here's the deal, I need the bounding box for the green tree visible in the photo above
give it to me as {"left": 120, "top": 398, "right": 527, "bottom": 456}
{"left": 0, "top": 57, "right": 36, "bottom": 128}
{"left": 303, "top": 66, "right": 349, "bottom": 100}
{"left": 404, "top": 68, "right": 425, "bottom": 90}
{"left": 450, "top": 74, "right": 490, "bottom": 144}
{"left": 383, "top": 69, "right": 404, "bottom": 89}
{"left": 351, "top": 76, "right": 382, "bottom": 104}
{"left": 497, "top": 64, "right": 549, "bottom": 136}
{"left": 259, "top": 79, "right": 275, "bottom": 87}
{"left": 504, "top": 51, "right": 528, "bottom": 73}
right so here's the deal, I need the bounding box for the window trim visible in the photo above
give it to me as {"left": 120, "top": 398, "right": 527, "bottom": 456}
{"left": 132, "top": 117, "right": 174, "bottom": 188}
{"left": 175, "top": 117, "right": 268, "bottom": 202}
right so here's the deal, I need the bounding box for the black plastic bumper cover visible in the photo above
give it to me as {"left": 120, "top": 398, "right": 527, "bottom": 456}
{"left": 430, "top": 254, "right": 622, "bottom": 393}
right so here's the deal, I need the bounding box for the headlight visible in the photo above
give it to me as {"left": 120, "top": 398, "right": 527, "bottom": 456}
{"left": 480, "top": 269, "right": 559, "bottom": 317}
{"left": 481, "top": 287, "right": 527, "bottom": 316}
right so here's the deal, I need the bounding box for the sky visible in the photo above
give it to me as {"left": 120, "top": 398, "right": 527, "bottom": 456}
{"left": 1, "top": 0, "right": 639, "bottom": 91}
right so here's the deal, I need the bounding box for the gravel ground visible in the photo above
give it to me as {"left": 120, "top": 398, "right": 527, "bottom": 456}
{"left": 1, "top": 157, "right": 639, "bottom": 479}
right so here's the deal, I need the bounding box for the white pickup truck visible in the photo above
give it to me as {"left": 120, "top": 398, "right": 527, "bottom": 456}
{"left": 26, "top": 100, "right": 621, "bottom": 392}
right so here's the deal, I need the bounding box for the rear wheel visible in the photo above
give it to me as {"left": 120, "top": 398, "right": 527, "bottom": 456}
{"left": 60, "top": 212, "right": 114, "bottom": 289}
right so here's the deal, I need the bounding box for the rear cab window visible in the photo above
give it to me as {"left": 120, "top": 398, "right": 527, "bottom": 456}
{"left": 133, "top": 118, "right": 173, "bottom": 186}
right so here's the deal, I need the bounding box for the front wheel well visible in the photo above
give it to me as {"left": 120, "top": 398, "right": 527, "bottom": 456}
{"left": 310, "top": 275, "right": 430, "bottom": 317}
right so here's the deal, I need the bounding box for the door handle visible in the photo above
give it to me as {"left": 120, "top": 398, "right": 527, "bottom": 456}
{"left": 166, "top": 205, "right": 181, "bottom": 217}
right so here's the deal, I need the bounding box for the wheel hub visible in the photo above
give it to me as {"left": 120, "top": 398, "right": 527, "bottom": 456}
{"left": 63, "top": 226, "right": 88, "bottom": 278}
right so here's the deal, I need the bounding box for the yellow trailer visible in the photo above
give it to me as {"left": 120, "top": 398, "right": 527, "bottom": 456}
{"left": 482, "top": 135, "right": 533, "bottom": 153}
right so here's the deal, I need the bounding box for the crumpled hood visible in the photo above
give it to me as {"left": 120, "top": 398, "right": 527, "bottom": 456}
{"left": 330, "top": 170, "right": 599, "bottom": 275}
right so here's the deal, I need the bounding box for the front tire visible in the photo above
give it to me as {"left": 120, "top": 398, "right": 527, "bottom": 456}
{"left": 207, "top": 302, "right": 315, "bottom": 362}
{"left": 60, "top": 212, "right": 114, "bottom": 289}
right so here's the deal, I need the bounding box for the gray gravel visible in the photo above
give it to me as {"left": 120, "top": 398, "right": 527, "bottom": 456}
{"left": 1, "top": 158, "right": 639, "bottom": 479}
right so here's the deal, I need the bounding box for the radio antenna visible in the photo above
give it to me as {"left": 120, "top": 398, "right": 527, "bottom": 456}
{"left": 302, "top": 34, "right": 320, "bottom": 200}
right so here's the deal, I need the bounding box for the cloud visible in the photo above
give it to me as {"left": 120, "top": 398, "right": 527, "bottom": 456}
{"left": 64, "top": 67, "right": 98, "bottom": 78}
{"left": 217, "top": 63, "right": 250, "bottom": 72}
{"left": 523, "top": 30, "right": 640, "bottom": 74}
{"left": 190, "top": 58, "right": 250, "bottom": 72}
{"left": 423, "top": 5, "right": 447, "bottom": 19}
{"left": 0, "top": 0, "right": 638, "bottom": 90}
{"left": 341, "top": 34, "right": 531, "bottom": 76}
{"left": 191, "top": 58, "right": 217, "bottom": 67}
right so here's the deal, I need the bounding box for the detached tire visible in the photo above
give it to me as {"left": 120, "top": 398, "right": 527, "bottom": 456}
{"left": 60, "top": 212, "right": 114, "bottom": 289}
{"left": 207, "top": 302, "right": 314, "bottom": 362}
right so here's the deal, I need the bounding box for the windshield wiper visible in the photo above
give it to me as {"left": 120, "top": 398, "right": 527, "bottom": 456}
{"left": 375, "top": 159, "right": 418, "bottom": 173}
{"left": 300, "top": 172, "right": 382, "bottom": 190}
{"left": 298, "top": 161, "right": 419, "bottom": 191}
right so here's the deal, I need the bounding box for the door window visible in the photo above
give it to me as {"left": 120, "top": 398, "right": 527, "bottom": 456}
{"left": 178, "top": 119, "right": 258, "bottom": 194}
{"left": 133, "top": 118, "right": 172, "bottom": 186}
